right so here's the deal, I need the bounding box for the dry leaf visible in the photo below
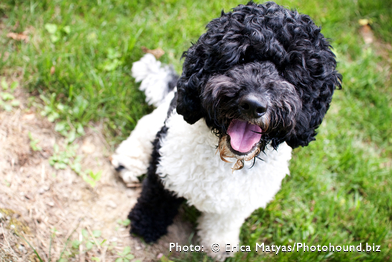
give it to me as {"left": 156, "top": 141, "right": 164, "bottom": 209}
{"left": 358, "top": 18, "right": 374, "bottom": 44}
{"left": 358, "top": 19, "right": 369, "bottom": 26}
{"left": 6, "top": 32, "right": 28, "bottom": 42}
{"left": 141, "top": 46, "right": 165, "bottom": 59}
{"left": 50, "top": 66, "right": 55, "bottom": 75}
{"left": 359, "top": 24, "right": 374, "bottom": 44}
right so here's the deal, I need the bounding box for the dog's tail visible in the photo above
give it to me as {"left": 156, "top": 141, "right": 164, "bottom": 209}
{"left": 132, "top": 54, "right": 179, "bottom": 107}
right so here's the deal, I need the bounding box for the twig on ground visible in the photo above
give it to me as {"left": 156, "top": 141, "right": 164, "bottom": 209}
{"left": 100, "top": 245, "right": 108, "bottom": 262}
{"left": 86, "top": 226, "right": 102, "bottom": 252}
{"left": 35, "top": 234, "right": 49, "bottom": 261}
{"left": 79, "top": 231, "right": 85, "bottom": 262}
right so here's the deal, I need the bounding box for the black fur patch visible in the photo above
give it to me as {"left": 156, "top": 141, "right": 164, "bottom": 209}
{"left": 128, "top": 125, "right": 184, "bottom": 243}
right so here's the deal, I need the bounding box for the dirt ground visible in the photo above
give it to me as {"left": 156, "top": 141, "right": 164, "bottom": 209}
{"left": 0, "top": 76, "right": 193, "bottom": 261}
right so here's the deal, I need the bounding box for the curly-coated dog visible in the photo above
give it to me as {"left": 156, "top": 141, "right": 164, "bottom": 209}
{"left": 111, "top": 1, "right": 341, "bottom": 259}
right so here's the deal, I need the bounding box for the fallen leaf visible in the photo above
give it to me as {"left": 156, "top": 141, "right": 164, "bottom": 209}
{"left": 50, "top": 66, "right": 55, "bottom": 75}
{"left": 359, "top": 24, "right": 374, "bottom": 44}
{"left": 6, "top": 32, "right": 28, "bottom": 42}
{"left": 358, "top": 19, "right": 370, "bottom": 26}
{"left": 141, "top": 46, "right": 165, "bottom": 59}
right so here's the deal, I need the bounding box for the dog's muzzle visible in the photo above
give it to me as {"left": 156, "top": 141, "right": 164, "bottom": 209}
{"left": 217, "top": 119, "right": 264, "bottom": 171}
{"left": 239, "top": 94, "right": 268, "bottom": 119}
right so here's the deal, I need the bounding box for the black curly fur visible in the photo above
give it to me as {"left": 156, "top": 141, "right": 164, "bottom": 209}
{"left": 128, "top": 125, "right": 184, "bottom": 243}
{"left": 177, "top": 1, "right": 341, "bottom": 149}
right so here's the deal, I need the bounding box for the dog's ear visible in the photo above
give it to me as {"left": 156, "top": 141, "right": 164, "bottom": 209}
{"left": 176, "top": 76, "right": 204, "bottom": 124}
{"left": 281, "top": 27, "right": 342, "bottom": 148}
{"left": 176, "top": 45, "right": 207, "bottom": 124}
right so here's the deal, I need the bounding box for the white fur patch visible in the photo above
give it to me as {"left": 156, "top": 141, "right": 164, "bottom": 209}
{"left": 132, "top": 54, "right": 175, "bottom": 107}
{"left": 158, "top": 112, "right": 292, "bottom": 214}
{"left": 111, "top": 92, "right": 174, "bottom": 183}
{"left": 157, "top": 112, "right": 292, "bottom": 257}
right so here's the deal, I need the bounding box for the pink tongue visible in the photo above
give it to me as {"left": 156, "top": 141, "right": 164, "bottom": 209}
{"left": 227, "top": 119, "right": 262, "bottom": 153}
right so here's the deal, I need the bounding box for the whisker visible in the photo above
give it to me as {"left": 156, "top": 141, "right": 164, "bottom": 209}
{"left": 249, "top": 157, "right": 256, "bottom": 168}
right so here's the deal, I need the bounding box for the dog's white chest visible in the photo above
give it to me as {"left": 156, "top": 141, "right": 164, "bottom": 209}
{"left": 157, "top": 113, "right": 292, "bottom": 214}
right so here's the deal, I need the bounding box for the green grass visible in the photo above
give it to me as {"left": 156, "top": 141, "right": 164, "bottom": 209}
{"left": 1, "top": 0, "right": 391, "bottom": 261}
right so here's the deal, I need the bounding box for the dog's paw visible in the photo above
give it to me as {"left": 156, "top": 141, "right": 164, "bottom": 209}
{"left": 211, "top": 250, "right": 233, "bottom": 262}
{"left": 128, "top": 207, "right": 168, "bottom": 243}
{"left": 111, "top": 154, "right": 145, "bottom": 184}
{"left": 201, "top": 242, "right": 236, "bottom": 261}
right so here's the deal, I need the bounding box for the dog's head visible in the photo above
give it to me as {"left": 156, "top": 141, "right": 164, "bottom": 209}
{"left": 176, "top": 1, "right": 341, "bottom": 169}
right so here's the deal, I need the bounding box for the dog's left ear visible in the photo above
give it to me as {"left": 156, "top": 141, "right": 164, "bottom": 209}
{"left": 176, "top": 44, "right": 207, "bottom": 124}
{"left": 283, "top": 40, "right": 342, "bottom": 149}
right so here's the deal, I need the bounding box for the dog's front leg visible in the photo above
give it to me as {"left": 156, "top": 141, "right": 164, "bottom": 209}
{"left": 128, "top": 171, "right": 183, "bottom": 242}
{"left": 197, "top": 210, "right": 252, "bottom": 260}
{"left": 111, "top": 94, "right": 172, "bottom": 184}
{"left": 128, "top": 125, "right": 184, "bottom": 242}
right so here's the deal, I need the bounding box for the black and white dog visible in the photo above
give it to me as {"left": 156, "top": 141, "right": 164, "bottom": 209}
{"left": 112, "top": 1, "right": 341, "bottom": 259}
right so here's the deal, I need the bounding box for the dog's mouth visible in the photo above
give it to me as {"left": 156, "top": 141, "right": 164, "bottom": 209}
{"left": 227, "top": 119, "right": 262, "bottom": 154}
{"left": 217, "top": 119, "right": 263, "bottom": 171}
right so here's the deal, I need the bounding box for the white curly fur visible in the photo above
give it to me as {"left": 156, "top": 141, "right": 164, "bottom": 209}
{"left": 113, "top": 54, "right": 292, "bottom": 259}
{"left": 158, "top": 111, "right": 291, "bottom": 258}
{"left": 111, "top": 91, "right": 174, "bottom": 184}
{"left": 132, "top": 53, "right": 175, "bottom": 107}
{"left": 112, "top": 53, "right": 176, "bottom": 183}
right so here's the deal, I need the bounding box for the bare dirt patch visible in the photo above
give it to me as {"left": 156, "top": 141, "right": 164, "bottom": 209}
{"left": 0, "top": 77, "right": 192, "bottom": 261}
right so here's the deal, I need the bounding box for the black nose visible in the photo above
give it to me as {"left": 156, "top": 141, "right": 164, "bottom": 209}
{"left": 239, "top": 95, "right": 268, "bottom": 118}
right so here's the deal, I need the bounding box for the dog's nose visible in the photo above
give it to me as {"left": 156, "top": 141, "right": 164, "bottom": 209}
{"left": 239, "top": 95, "right": 268, "bottom": 118}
